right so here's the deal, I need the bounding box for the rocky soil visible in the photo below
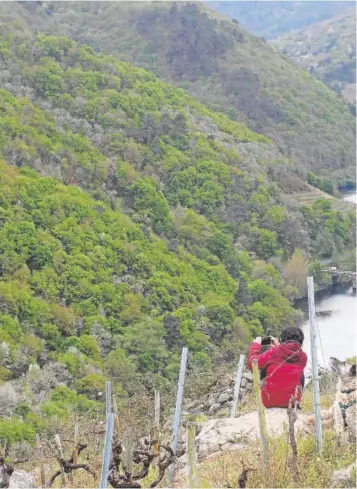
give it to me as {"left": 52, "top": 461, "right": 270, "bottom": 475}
{"left": 183, "top": 371, "right": 254, "bottom": 419}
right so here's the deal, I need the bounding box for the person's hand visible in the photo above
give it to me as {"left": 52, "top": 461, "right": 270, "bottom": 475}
{"left": 254, "top": 337, "right": 262, "bottom": 344}
{"left": 272, "top": 337, "right": 279, "bottom": 346}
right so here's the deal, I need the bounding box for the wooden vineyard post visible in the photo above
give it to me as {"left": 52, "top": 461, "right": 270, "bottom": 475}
{"left": 68, "top": 421, "right": 79, "bottom": 486}
{"left": 252, "top": 359, "right": 269, "bottom": 483}
{"left": 230, "top": 354, "right": 245, "bottom": 418}
{"left": 54, "top": 434, "right": 68, "bottom": 487}
{"left": 36, "top": 434, "right": 46, "bottom": 488}
{"left": 186, "top": 422, "right": 198, "bottom": 489}
{"left": 153, "top": 390, "right": 160, "bottom": 455}
{"left": 122, "top": 434, "right": 133, "bottom": 474}
{"left": 73, "top": 422, "right": 79, "bottom": 465}
{"left": 307, "top": 276, "right": 323, "bottom": 453}
{"left": 169, "top": 346, "right": 188, "bottom": 484}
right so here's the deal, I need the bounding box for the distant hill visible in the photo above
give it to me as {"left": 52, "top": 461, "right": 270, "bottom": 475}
{"left": 1, "top": 1, "right": 355, "bottom": 183}
{"left": 208, "top": 1, "right": 352, "bottom": 39}
{"left": 272, "top": 8, "right": 356, "bottom": 103}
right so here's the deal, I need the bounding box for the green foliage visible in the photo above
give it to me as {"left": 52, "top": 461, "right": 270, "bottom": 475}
{"left": 0, "top": 16, "right": 354, "bottom": 433}
{"left": 41, "top": 385, "right": 100, "bottom": 419}
{"left": 129, "top": 178, "right": 173, "bottom": 234}
{"left": 3, "top": 1, "right": 353, "bottom": 181}
{"left": 308, "top": 260, "right": 331, "bottom": 286}
{"left": 250, "top": 226, "right": 280, "bottom": 260}
{"left": 0, "top": 160, "right": 241, "bottom": 393}
{"left": 75, "top": 374, "right": 107, "bottom": 398}
{"left": 308, "top": 171, "right": 334, "bottom": 195}
{"left": 302, "top": 200, "right": 355, "bottom": 258}
{"left": 0, "top": 31, "right": 353, "bottom": 268}
{"left": 0, "top": 419, "right": 35, "bottom": 444}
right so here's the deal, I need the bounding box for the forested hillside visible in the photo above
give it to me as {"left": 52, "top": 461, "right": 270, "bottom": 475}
{"left": 0, "top": 30, "right": 355, "bottom": 436}
{"left": 0, "top": 33, "right": 354, "bottom": 261}
{"left": 0, "top": 4, "right": 355, "bottom": 454}
{"left": 272, "top": 8, "right": 356, "bottom": 103}
{"left": 0, "top": 1, "right": 355, "bottom": 183}
{"left": 208, "top": 1, "right": 351, "bottom": 39}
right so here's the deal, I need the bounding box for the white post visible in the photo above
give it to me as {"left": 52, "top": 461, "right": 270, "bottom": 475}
{"left": 230, "top": 354, "right": 245, "bottom": 418}
{"left": 99, "top": 412, "right": 114, "bottom": 488}
{"left": 169, "top": 346, "right": 188, "bottom": 484}
{"left": 307, "top": 275, "right": 323, "bottom": 452}
{"left": 100, "top": 381, "right": 114, "bottom": 488}
{"left": 105, "top": 380, "right": 111, "bottom": 421}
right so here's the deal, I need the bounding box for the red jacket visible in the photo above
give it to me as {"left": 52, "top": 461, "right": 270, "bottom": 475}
{"left": 248, "top": 341, "right": 307, "bottom": 408}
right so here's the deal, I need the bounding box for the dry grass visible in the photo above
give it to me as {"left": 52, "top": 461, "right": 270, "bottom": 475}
{"left": 301, "top": 375, "right": 337, "bottom": 413}
{"left": 174, "top": 430, "right": 356, "bottom": 488}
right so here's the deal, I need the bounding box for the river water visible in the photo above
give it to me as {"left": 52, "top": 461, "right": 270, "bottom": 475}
{"left": 299, "top": 286, "right": 356, "bottom": 368}
{"left": 299, "top": 192, "right": 356, "bottom": 368}
{"left": 342, "top": 192, "right": 357, "bottom": 204}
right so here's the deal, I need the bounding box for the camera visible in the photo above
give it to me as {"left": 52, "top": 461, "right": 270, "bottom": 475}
{"left": 261, "top": 336, "right": 274, "bottom": 346}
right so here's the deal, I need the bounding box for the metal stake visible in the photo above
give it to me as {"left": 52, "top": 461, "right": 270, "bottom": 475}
{"left": 169, "top": 347, "right": 188, "bottom": 484}
{"left": 230, "top": 354, "right": 245, "bottom": 418}
{"left": 307, "top": 275, "right": 323, "bottom": 452}
{"left": 100, "top": 381, "right": 114, "bottom": 488}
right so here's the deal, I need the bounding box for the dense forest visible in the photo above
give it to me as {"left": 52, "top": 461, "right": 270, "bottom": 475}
{"left": 0, "top": 1, "right": 355, "bottom": 184}
{"left": 0, "top": 4, "right": 355, "bottom": 447}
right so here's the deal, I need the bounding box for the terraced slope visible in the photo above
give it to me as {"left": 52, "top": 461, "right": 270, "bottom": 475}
{"left": 288, "top": 186, "right": 356, "bottom": 213}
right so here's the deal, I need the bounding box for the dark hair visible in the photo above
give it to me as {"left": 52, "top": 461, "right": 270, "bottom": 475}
{"left": 279, "top": 327, "right": 304, "bottom": 345}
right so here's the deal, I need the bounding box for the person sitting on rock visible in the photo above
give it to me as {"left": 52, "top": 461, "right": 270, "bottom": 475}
{"left": 248, "top": 327, "right": 307, "bottom": 409}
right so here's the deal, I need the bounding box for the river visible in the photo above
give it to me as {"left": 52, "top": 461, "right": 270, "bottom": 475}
{"left": 299, "top": 192, "right": 356, "bottom": 368}
{"left": 299, "top": 286, "right": 356, "bottom": 368}
{"left": 343, "top": 193, "right": 357, "bottom": 204}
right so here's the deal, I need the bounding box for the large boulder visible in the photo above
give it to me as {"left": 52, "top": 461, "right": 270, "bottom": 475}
{"left": 195, "top": 408, "right": 311, "bottom": 460}
{"left": 9, "top": 470, "right": 37, "bottom": 488}
{"left": 329, "top": 463, "right": 355, "bottom": 488}
{"left": 174, "top": 407, "right": 312, "bottom": 482}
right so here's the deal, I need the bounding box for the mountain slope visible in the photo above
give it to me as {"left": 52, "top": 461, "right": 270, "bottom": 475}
{"left": 0, "top": 17, "right": 355, "bottom": 445}
{"left": 272, "top": 8, "right": 356, "bottom": 103}
{"left": 0, "top": 1, "right": 355, "bottom": 182}
{"left": 208, "top": 1, "right": 352, "bottom": 39}
{"left": 0, "top": 158, "right": 238, "bottom": 422}
{"left": 1, "top": 31, "right": 355, "bottom": 264}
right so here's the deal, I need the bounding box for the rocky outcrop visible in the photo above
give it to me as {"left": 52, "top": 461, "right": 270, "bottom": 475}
{"left": 174, "top": 408, "right": 312, "bottom": 481}
{"left": 6, "top": 470, "right": 37, "bottom": 488}
{"left": 195, "top": 408, "right": 310, "bottom": 461}
{"left": 329, "top": 463, "right": 356, "bottom": 488}
{"left": 183, "top": 371, "right": 254, "bottom": 419}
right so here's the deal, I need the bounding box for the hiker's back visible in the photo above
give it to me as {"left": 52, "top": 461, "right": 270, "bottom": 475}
{"left": 262, "top": 341, "right": 306, "bottom": 408}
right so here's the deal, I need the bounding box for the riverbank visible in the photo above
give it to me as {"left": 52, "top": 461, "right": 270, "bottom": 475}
{"left": 294, "top": 280, "right": 354, "bottom": 309}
